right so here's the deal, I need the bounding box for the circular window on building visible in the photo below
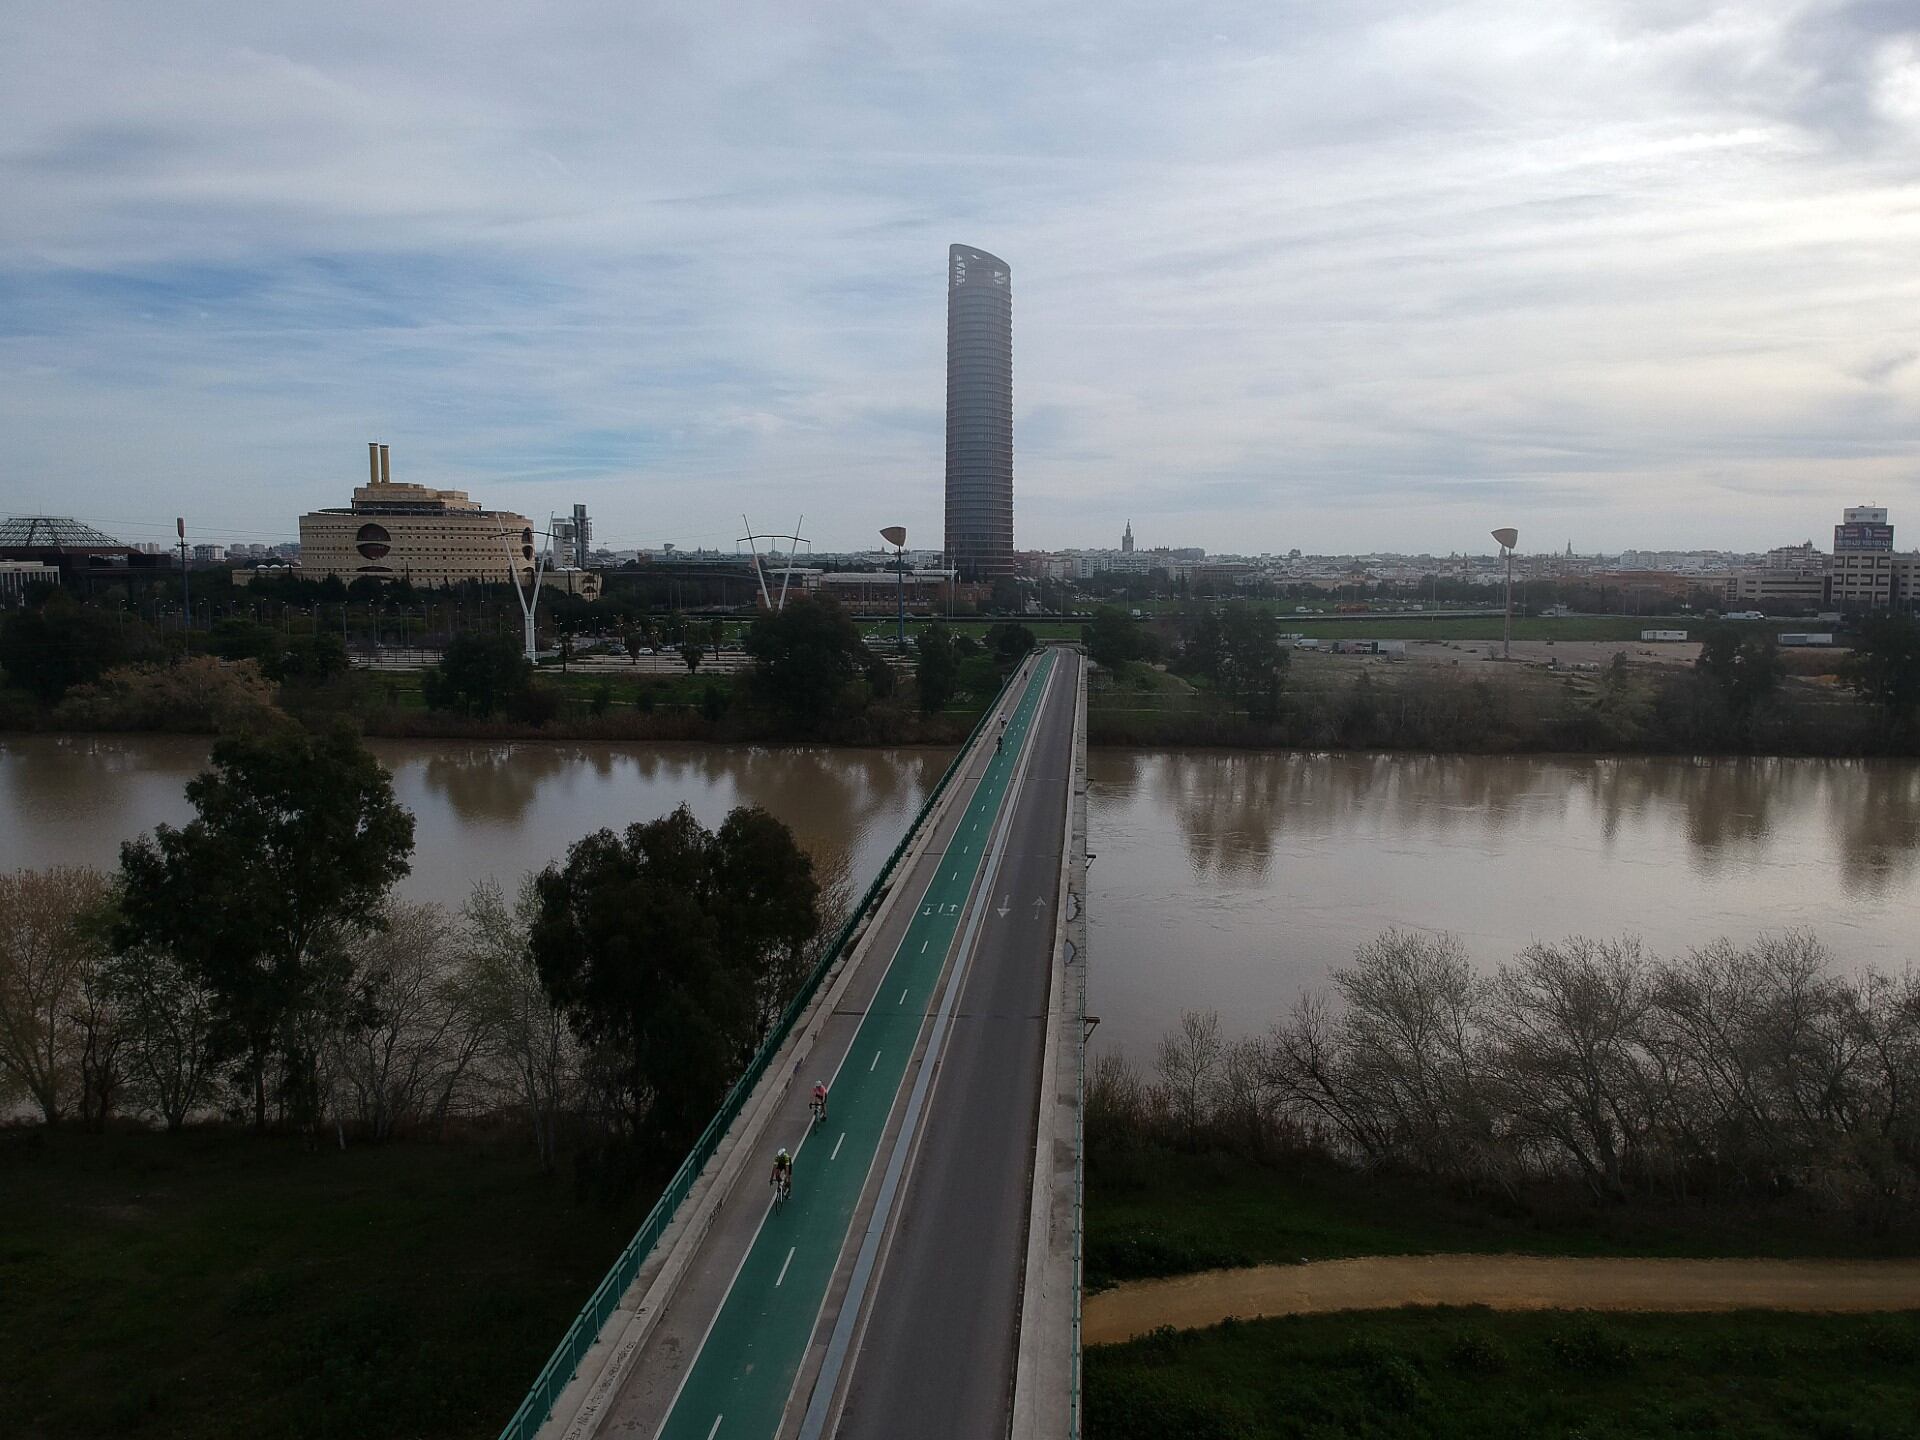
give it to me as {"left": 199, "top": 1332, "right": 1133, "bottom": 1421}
{"left": 355, "top": 522, "right": 392, "bottom": 560}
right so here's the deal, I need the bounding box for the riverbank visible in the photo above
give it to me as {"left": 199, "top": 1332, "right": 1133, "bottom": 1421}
{"left": 1089, "top": 653, "right": 1917, "bottom": 757}
{"left": 0, "top": 1127, "right": 653, "bottom": 1440}
{"left": 1083, "top": 1307, "right": 1920, "bottom": 1439}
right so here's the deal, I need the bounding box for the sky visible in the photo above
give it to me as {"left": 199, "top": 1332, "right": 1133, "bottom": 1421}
{"left": 3, "top": 1, "right": 1918, "bottom": 558}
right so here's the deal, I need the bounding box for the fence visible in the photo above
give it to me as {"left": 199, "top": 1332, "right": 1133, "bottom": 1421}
{"left": 496, "top": 656, "right": 1037, "bottom": 1440}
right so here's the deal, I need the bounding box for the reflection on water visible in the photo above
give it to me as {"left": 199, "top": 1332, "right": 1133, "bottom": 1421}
{"left": 8, "top": 737, "right": 1918, "bottom": 1067}
{"left": 1088, "top": 751, "right": 1920, "bottom": 1060}
{"left": 0, "top": 736, "right": 951, "bottom": 917}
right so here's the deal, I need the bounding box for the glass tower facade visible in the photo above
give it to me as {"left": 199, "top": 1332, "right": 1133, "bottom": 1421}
{"left": 944, "top": 244, "right": 1014, "bottom": 579}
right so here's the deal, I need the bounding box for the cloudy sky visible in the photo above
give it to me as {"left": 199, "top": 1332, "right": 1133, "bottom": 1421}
{"left": 3, "top": 1, "right": 1918, "bottom": 557}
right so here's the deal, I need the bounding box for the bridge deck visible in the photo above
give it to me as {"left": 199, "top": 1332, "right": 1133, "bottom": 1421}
{"left": 546, "top": 647, "right": 1082, "bottom": 1440}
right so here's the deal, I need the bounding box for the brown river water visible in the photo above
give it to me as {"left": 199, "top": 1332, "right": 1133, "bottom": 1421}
{"left": 4, "top": 737, "right": 1917, "bottom": 1059}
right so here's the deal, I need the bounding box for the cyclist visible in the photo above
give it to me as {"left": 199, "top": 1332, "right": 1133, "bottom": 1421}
{"left": 771, "top": 1147, "right": 793, "bottom": 1201}
{"left": 810, "top": 1081, "right": 828, "bottom": 1125}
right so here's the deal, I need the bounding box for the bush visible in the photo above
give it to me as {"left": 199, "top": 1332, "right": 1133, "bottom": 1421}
{"left": 50, "top": 658, "right": 282, "bottom": 733}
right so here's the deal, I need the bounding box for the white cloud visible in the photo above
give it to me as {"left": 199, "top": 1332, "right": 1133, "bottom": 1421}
{"left": 1, "top": 0, "right": 1916, "bottom": 555}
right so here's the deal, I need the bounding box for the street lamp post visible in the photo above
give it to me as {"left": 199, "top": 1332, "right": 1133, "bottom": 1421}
{"left": 880, "top": 526, "right": 908, "bottom": 649}
{"left": 1492, "top": 527, "right": 1519, "bottom": 659}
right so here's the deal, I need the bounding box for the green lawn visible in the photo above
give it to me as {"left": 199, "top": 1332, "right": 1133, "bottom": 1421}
{"left": 1084, "top": 1308, "right": 1920, "bottom": 1440}
{"left": 0, "top": 1128, "right": 651, "bottom": 1440}
{"left": 1087, "top": 1145, "right": 1920, "bottom": 1290}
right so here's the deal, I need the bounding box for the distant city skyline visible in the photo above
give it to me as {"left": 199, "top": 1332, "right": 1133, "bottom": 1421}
{"left": 4, "top": 3, "right": 1917, "bottom": 557}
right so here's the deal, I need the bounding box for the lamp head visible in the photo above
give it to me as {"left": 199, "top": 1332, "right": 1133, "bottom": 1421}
{"left": 880, "top": 525, "right": 907, "bottom": 549}
{"left": 1491, "top": 527, "right": 1519, "bottom": 551}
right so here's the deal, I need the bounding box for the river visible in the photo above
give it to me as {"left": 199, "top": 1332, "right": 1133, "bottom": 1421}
{"left": 4, "top": 737, "right": 1917, "bottom": 1060}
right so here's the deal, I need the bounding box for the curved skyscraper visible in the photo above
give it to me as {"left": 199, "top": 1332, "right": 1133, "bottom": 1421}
{"left": 944, "top": 244, "right": 1014, "bottom": 579}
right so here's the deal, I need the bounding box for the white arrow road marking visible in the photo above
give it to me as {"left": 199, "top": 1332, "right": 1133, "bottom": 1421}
{"left": 996, "top": 895, "right": 1010, "bottom": 917}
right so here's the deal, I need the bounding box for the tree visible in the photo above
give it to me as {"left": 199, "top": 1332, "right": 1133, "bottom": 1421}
{"left": 423, "top": 633, "right": 531, "bottom": 717}
{"left": 743, "top": 596, "right": 872, "bottom": 733}
{"left": 681, "top": 641, "right": 706, "bottom": 674}
{"left": 329, "top": 902, "right": 486, "bottom": 1143}
{"left": 1695, "top": 624, "right": 1781, "bottom": 727}
{"left": 1155, "top": 1008, "right": 1224, "bottom": 1149}
{"left": 267, "top": 630, "right": 349, "bottom": 685}
{"left": 0, "top": 867, "right": 114, "bottom": 1124}
{"left": 108, "top": 944, "right": 220, "bottom": 1132}
{"left": 0, "top": 595, "right": 156, "bottom": 703}
{"left": 115, "top": 728, "right": 416, "bottom": 1130}
{"left": 1841, "top": 616, "right": 1920, "bottom": 725}
{"left": 462, "top": 878, "right": 578, "bottom": 1171}
{"left": 1217, "top": 602, "right": 1288, "bottom": 721}
{"left": 916, "top": 623, "right": 961, "bottom": 712}
{"left": 622, "top": 624, "right": 646, "bottom": 666}
{"left": 530, "top": 804, "right": 819, "bottom": 1147}
{"left": 1083, "top": 605, "right": 1144, "bottom": 671}
{"left": 984, "top": 622, "right": 1036, "bottom": 663}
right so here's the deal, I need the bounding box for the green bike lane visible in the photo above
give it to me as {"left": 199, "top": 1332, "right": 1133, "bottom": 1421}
{"left": 655, "top": 651, "right": 1059, "bottom": 1440}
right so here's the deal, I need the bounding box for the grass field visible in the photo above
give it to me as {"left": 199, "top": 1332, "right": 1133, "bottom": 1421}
{"left": 0, "top": 1128, "right": 650, "bottom": 1440}
{"left": 1087, "top": 1145, "right": 1920, "bottom": 1290}
{"left": 1084, "top": 1307, "right": 1920, "bottom": 1439}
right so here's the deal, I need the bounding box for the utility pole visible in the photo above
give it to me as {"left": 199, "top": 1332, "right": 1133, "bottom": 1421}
{"left": 176, "top": 517, "right": 190, "bottom": 651}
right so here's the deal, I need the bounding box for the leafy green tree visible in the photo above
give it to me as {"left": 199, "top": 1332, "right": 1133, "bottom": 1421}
{"left": 989, "top": 575, "right": 1025, "bottom": 614}
{"left": 1217, "top": 602, "right": 1288, "bottom": 721}
{"left": 114, "top": 728, "right": 415, "bottom": 1130}
{"left": 1695, "top": 624, "right": 1781, "bottom": 725}
{"left": 423, "top": 633, "right": 531, "bottom": 716}
{"left": 267, "top": 630, "right": 349, "bottom": 685}
{"left": 1179, "top": 607, "right": 1225, "bottom": 682}
{"left": 209, "top": 618, "right": 280, "bottom": 664}
{"left": 916, "top": 623, "right": 961, "bottom": 712}
{"left": 0, "top": 595, "right": 156, "bottom": 703}
{"left": 743, "top": 596, "right": 872, "bottom": 733}
{"left": 681, "top": 641, "right": 706, "bottom": 674}
{"left": 984, "top": 622, "right": 1036, "bottom": 663}
{"left": 1083, "top": 605, "right": 1143, "bottom": 671}
{"left": 529, "top": 805, "right": 819, "bottom": 1146}
{"left": 1841, "top": 617, "right": 1920, "bottom": 725}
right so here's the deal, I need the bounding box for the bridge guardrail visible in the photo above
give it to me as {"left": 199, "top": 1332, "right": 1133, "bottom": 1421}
{"left": 497, "top": 656, "right": 1037, "bottom": 1440}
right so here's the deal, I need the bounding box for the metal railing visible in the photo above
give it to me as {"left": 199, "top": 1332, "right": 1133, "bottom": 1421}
{"left": 496, "top": 657, "right": 1036, "bottom": 1440}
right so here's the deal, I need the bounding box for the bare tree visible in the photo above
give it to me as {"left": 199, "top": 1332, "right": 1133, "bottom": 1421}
{"left": 1155, "top": 1009, "right": 1224, "bottom": 1148}
{"left": 1484, "top": 936, "right": 1653, "bottom": 1197}
{"left": 331, "top": 902, "right": 486, "bottom": 1142}
{"left": 0, "top": 867, "right": 113, "bottom": 1125}
{"left": 1331, "top": 929, "right": 1489, "bottom": 1176}
{"left": 462, "top": 878, "right": 579, "bottom": 1171}
{"left": 109, "top": 946, "right": 221, "bottom": 1132}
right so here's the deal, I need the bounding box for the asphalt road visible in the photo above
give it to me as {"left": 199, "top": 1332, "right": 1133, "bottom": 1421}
{"left": 832, "top": 647, "right": 1081, "bottom": 1440}
{"left": 647, "top": 652, "right": 1062, "bottom": 1440}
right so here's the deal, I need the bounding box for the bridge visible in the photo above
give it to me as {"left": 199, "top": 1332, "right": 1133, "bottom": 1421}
{"left": 505, "top": 646, "right": 1089, "bottom": 1440}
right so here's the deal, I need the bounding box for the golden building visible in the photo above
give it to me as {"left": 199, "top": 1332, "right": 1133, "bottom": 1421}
{"left": 298, "top": 443, "right": 540, "bottom": 588}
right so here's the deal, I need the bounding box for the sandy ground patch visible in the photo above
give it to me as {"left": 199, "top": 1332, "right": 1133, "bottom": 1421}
{"left": 1084, "top": 1255, "right": 1920, "bottom": 1345}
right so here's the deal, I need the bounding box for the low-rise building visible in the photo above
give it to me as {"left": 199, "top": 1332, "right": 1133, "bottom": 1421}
{"left": 0, "top": 559, "right": 60, "bottom": 604}
{"left": 298, "top": 443, "right": 550, "bottom": 589}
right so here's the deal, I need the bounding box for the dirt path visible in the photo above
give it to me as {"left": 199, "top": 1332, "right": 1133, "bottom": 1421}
{"left": 1084, "top": 1255, "right": 1920, "bottom": 1346}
